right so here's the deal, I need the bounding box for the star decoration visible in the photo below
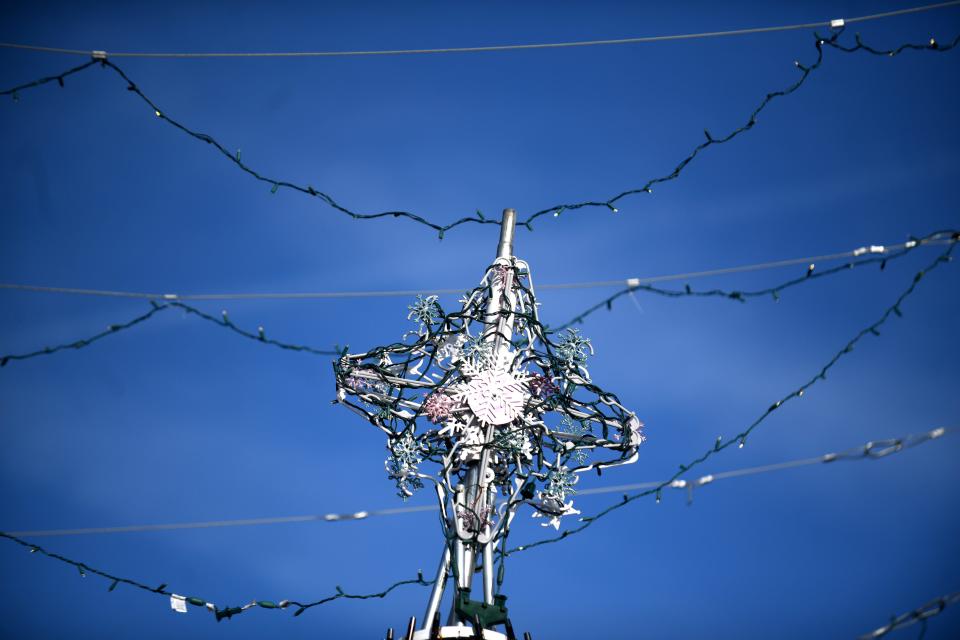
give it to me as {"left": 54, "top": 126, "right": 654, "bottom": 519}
{"left": 334, "top": 256, "right": 645, "bottom": 534}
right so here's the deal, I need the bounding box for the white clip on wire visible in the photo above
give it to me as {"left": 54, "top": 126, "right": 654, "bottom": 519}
{"left": 170, "top": 594, "right": 187, "bottom": 614}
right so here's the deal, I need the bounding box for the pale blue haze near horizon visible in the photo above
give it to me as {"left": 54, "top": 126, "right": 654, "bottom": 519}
{"left": 1, "top": 1, "right": 959, "bottom": 638}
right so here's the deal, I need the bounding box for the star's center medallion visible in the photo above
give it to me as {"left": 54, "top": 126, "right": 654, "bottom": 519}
{"left": 460, "top": 363, "right": 530, "bottom": 426}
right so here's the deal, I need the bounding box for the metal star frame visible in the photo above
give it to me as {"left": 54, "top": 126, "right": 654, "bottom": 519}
{"left": 333, "top": 209, "right": 644, "bottom": 636}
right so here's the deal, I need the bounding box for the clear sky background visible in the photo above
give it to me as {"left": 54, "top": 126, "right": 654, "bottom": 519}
{"left": 1, "top": 1, "right": 959, "bottom": 638}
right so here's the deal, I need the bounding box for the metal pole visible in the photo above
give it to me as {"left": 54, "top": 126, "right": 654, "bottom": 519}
{"left": 448, "top": 538, "right": 466, "bottom": 625}
{"left": 478, "top": 207, "right": 517, "bottom": 608}
{"left": 472, "top": 207, "right": 517, "bottom": 611}
{"left": 430, "top": 610, "right": 442, "bottom": 639}
{"left": 482, "top": 537, "right": 495, "bottom": 605}
{"left": 449, "top": 208, "right": 519, "bottom": 628}
{"left": 496, "top": 208, "right": 517, "bottom": 259}
{"left": 460, "top": 465, "right": 479, "bottom": 594}
{"left": 454, "top": 536, "right": 467, "bottom": 587}
{"left": 422, "top": 545, "right": 451, "bottom": 629}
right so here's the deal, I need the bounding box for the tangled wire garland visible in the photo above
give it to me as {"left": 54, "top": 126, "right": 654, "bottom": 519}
{"left": 334, "top": 257, "right": 644, "bottom": 535}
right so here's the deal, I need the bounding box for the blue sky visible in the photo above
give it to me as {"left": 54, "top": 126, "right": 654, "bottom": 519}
{"left": 1, "top": 1, "right": 959, "bottom": 638}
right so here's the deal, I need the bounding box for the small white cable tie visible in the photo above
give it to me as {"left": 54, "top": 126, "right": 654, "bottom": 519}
{"left": 822, "top": 452, "right": 838, "bottom": 463}
{"left": 869, "top": 245, "right": 886, "bottom": 254}
{"left": 830, "top": 18, "right": 845, "bottom": 28}
{"left": 905, "top": 240, "right": 918, "bottom": 249}
{"left": 697, "top": 474, "right": 715, "bottom": 486}
{"left": 91, "top": 50, "right": 108, "bottom": 60}
{"left": 625, "top": 277, "right": 640, "bottom": 288}
{"left": 205, "top": 602, "right": 216, "bottom": 612}
{"left": 352, "top": 511, "right": 369, "bottom": 520}
{"left": 853, "top": 247, "right": 868, "bottom": 257}
{"left": 930, "top": 427, "right": 946, "bottom": 439}
{"left": 670, "top": 479, "right": 687, "bottom": 488}
{"left": 323, "top": 514, "right": 341, "bottom": 521}
{"left": 162, "top": 293, "right": 178, "bottom": 300}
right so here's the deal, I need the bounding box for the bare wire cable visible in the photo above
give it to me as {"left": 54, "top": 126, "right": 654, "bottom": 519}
{"left": 2, "top": 231, "right": 954, "bottom": 368}
{"left": 0, "top": 234, "right": 950, "bottom": 301}
{"left": 0, "top": 2, "right": 957, "bottom": 58}
{"left": 4, "top": 427, "right": 950, "bottom": 538}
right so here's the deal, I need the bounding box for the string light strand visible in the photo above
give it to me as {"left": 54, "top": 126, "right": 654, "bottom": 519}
{"left": 3, "top": 31, "right": 957, "bottom": 236}
{"left": 508, "top": 240, "right": 957, "bottom": 555}
{"left": 0, "top": 304, "right": 168, "bottom": 367}
{"left": 555, "top": 230, "right": 958, "bottom": 331}
{"left": 578, "top": 425, "right": 952, "bottom": 506}
{"left": 0, "top": 301, "right": 338, "bottom": 368}
{"left": 520, "top": 31, "right": 959, "bottom": 232}
{"left": 859, "top": 590, "right": 960, "bottom": 639}
{"left": 0, "top": 531, "right": 431, "bottom": 622}
{"left": 0, "top": 58, "right": 97, "bottom": 101}
{"left": 2, "top": 420, "right": 953, "bottom": 624}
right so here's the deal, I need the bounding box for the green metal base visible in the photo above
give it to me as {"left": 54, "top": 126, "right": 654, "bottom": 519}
{"left": 454, "top": 589, "right": 509, "bottom": 628}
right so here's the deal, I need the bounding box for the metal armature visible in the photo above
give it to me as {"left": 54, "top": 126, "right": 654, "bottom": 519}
{"left": 334, "top": 209, "right": 644, "bottom": 636}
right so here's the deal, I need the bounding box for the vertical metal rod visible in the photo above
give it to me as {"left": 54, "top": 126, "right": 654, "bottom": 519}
{"left": 496, "top": 208, "right": 517, "bottom": 260}
{"left": 472, "top": 614, "right": 485, "bottom": 638}
{"left": 422, "top": 545, "right": 451, "bottom": 630}
{"left": 449, "top": 539, "right": 466, "bottom": 625}
{"left": 458, "top": 206, "right": 516, "bottom": 616}
{"left": 430, "top": 610, "right": 442, "bottom": 639}
{"left": 405, "top": 616, "right": 417, "bottom": 640}
{"left": 386, "top": 628, "right": 394, "bottom": 640}
{"left": 454, "top": 538, "right": 467, "bottom": 589}
{"left": 460, "top": 466, "right": 478, "bottom": 593}
{"left": 482, "top": 539, "right": 494, "bottom": 604}
{"left": 461, "top": 548, "right": 476, "bottom": 591}
{"left": 448, "top": 207, "right": 519, "bottom": 630}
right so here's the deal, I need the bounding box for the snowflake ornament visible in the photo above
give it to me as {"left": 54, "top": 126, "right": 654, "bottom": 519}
{"left": 422, "top": 392, "right": 455, "bottom": 424}
{"left": 386, "top": 430, "right": 427, "bottom": 499}
{"left": 457, "top": 334, "right": 495, "bottom": 368}
{"left": 407, "top": 294, "right": 443, "bottom": 330}
{"left": 528, "top": 372, "right": 559, "bottom": 399}
{"left": 554, "top": 328, "right": 594, "bottom": 379}
{"left": 559, "top": 415, "right": 592, "bottom": 464}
